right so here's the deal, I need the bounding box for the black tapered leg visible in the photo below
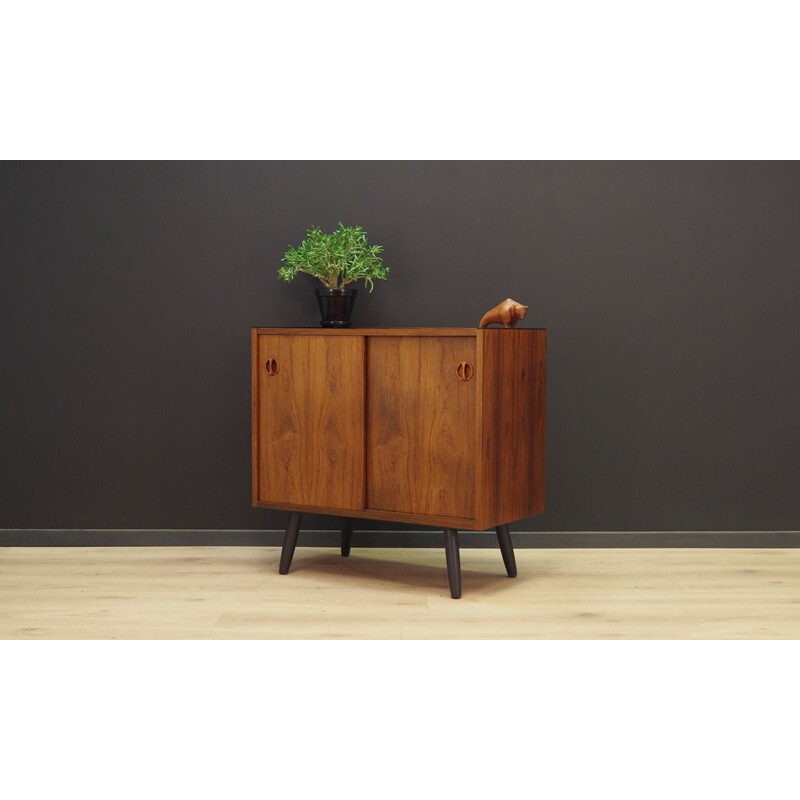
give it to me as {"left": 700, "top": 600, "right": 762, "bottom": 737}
{"left": 341, "top": 517, "right": 353, "bottom": 557}
{"left": 279, "top": 512, "right": 302, "bottom": 574}
{"left": 496, "top": 524, "right": 517, "bottom": 578}
{"left": 443, "top": 528, "right": 462, "bottom": 599}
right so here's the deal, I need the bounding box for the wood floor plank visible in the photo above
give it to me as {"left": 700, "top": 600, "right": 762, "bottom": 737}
{"left": 1, "top": 546, "right": 798, "bottom": 639}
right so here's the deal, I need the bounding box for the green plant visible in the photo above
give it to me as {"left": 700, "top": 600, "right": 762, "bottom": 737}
{"left": 278, "top": 222, "right": 389, "bottom": 292}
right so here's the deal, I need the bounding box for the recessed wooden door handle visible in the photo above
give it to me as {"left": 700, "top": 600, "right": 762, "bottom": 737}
{"left": 265, "top": 358, "right": 279, "bottom": 376}
{"left": 456, "top": 361, "right": 474, "bottom": 381}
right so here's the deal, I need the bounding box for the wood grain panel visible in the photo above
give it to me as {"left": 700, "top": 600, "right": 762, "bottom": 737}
{"left": 251, "top": 328, "right": 260, "bottom": 506}
{"left": 367, "top": 336, "right": 476, "bottom": 520}
{"left": 255, "top": 334, "right": 364, "bottom": 510}
{"left": 476, "top": 329, "right": 546, "bottom": 528}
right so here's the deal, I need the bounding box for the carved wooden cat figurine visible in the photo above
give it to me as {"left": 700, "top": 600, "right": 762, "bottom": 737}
{"left": 478, "top": 298, "right": 529, "bottom": 329}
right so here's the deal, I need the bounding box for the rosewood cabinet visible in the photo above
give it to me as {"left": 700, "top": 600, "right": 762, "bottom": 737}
{"left": 252, "top": 327, "right": 546, "bottom": 598}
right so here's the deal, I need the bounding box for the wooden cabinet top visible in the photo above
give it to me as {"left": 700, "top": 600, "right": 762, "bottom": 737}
{"left": 253, "top": 327, "right": 546, "bottom": 336}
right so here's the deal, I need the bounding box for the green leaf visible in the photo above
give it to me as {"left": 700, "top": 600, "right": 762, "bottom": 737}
{"left": 276, "top": 223, "right": 390, "bottom": 291}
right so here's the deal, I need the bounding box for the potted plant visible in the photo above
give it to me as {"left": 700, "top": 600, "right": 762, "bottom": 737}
{"left": 278, "top": 222, "right": 389, "bottom": 327}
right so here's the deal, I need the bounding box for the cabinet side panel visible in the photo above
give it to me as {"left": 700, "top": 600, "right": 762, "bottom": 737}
{"left": 478, "top": 329, "right": 546, "bottom": 527}
{"left": 252, "top": 329, "right": 259, "bottom": 507}
{"left": 257, "top": 334, "right": 365, "bottom": 511}
{"left": 366, "top": 336, "right": 476, "bottom": 521}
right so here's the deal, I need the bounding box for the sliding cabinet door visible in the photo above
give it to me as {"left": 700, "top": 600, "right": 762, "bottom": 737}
{"left": 255, "top": 334, "right": 364, "bottom": 511}
{"left": 366, "top": 336, "right": 476, "bottom": 521}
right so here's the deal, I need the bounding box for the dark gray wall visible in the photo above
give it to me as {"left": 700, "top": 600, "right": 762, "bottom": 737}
{"left": 1, "top": 162, "right": 798, "bottom": 533}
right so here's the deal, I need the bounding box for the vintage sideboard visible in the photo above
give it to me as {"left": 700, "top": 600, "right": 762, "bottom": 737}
{"left": 252, "top": 327, "right": 546, "bottom": 598}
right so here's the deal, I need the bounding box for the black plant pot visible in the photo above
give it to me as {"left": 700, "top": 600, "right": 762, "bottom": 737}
{"left": 316, "top": 287, "right": 357, "bottom": 328}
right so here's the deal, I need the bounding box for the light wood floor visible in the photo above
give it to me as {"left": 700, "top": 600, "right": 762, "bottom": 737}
{"left": 1, "top": 546, "right": 798, "bottom": 639}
